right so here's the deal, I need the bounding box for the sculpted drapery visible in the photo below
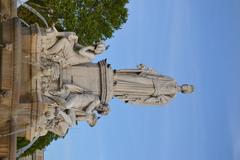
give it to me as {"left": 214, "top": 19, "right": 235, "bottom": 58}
{"left": 113, "top": 66, "right": 179, "bottom": 105}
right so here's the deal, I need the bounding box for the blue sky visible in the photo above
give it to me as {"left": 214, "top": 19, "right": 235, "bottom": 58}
{"left": 45, "top": 0, "right": 240, "bottom": 160}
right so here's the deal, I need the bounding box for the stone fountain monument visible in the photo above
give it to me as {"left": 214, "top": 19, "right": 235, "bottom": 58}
{"left": 0, "top": 1, "right": 193, "bottom": 159}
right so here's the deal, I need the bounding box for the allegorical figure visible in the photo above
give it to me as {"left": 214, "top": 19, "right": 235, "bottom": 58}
{"left": 43, "top": 30, "right": 107, "bottom": 67}
{"left": 113, "top": 64, "right": 194, "bottom": 105}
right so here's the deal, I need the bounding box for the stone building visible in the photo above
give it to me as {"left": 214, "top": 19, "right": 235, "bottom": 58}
{"left": 0, "top": 0, "right": 44, "bottom": 159}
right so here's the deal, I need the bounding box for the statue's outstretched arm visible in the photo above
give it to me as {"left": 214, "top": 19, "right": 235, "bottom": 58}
{"left": 78, "top": 46, "right": 96, "bottom": 59}
{"left": 74, "top": 43, "right": 84, "bottom": 50}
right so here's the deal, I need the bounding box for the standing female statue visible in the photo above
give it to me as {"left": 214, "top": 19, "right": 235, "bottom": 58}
{"left": 113, "top": 64, "right": 194, "bottom": 105}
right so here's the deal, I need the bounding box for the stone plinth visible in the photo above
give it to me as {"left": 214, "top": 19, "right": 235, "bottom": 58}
{"left": 0, "top": 1, "right": 45, "bottom": 159}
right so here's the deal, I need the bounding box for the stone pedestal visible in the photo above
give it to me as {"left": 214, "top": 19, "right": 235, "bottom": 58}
{"left": 0, "top": 2, "right": 46, "bottom": 159}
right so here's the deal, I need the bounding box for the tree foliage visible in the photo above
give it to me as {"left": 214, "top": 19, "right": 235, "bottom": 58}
{"left": 17, "top": 132, "right": 61, "bottom": 158}
{"left": 18, "top": 0, "right": 129, "bottom": 45}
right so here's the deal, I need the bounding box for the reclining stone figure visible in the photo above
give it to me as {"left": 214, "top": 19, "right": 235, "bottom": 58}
{"left": 41, "top": 27, "right": 107, "bottom": 67}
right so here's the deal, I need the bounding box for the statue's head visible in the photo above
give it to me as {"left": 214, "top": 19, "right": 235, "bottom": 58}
{"left": 180, "top": 84, "right": 194, "bottom": 94}
{"left": 96, "top": 103, "right": 110, "bottom": 115}
{"left": 94, "top": 42, "right": 108, "bottom": 54}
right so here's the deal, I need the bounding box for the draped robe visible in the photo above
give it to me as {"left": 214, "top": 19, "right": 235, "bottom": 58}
{"left": 113, "top": 69, "right": 179, "bottom": 105}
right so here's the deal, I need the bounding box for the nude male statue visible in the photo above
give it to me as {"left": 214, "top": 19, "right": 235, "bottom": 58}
{"left": 43, "top": 83, "right": 110, "bottom": 129}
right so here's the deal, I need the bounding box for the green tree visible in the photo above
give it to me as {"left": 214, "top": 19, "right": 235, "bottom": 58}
{"left": 18, "top": 0, "right": 129, "bottom": 45}
{"left": 17, "top": 132, "right": 61, "bottom": 158}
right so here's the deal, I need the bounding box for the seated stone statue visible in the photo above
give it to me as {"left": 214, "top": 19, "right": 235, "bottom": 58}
{"left": 43, "top": 31, "right": 107, "bottom": 67}
{"left": 47, "top": 84, "right": 101, "bottom": 113}
{"left": 41, "top": 83, "right": 110, "bottom": 131}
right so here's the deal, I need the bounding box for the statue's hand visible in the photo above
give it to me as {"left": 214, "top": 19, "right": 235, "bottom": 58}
{"left": 87, "top": 114, "right": 98, "bottom": 127}
{"left": 94, "top": 42, "right": 107, "bottom": 54}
